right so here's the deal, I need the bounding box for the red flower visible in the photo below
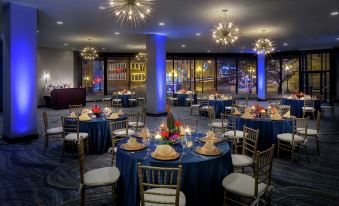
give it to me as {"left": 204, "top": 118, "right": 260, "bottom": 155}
{"left": 161, "top": 131, "right": 169, "bottom": 137}
{"left": 174, "top": 121, "right": 182, "bottom": 127}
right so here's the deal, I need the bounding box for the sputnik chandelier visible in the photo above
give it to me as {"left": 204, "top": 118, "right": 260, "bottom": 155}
{"left": 135, "top": 52, "right": 147, "bottom": 61}
{"left": 253, "top": 30, "right": 275, "bottom": 55}
{"left": 211, "top": 9, "right": 240, "bottom": 48}
{"left": 80, "top": 39, "right": 98, "bottom": 60}
{"left": 108, "top": 0, "right": 154, "bottom": 26}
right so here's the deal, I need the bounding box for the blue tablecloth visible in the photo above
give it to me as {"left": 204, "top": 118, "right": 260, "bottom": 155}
{"left": 229, "top": 116, "right": 293, "bottom": 151}
{"left": 174, "top": 93, "right": 197, "bottom": 106}
{"left": 281, "top": 98, "right": 321, "bottom": 117}
{"left": 116, "top": 134, "right": 233, "bottom": 206}
{"left": 118, "top": 94, "right": 131, "bottom": 107}
{"left": 79, "top": 114, "right": 128, "bottom": 154}
{"left": 209, "top": 100, "right": 233, "bottom": 118}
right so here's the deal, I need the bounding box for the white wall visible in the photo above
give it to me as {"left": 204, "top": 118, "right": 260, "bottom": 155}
{"left": 37, "top": 47, "right": 75, "bottom": 106}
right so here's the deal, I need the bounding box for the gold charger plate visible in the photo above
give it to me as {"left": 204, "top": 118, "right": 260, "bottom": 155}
{"left": 151, "top": 152, "right": 180, "bottom": 161}
{"left": 195, "top": 147, "right": 222, "bottom": 156}
{"left": 120, "top": 143, "right": 146, "bottom": 151}
{"left": 199, "top": 136, "right": 223, "bottom": 143}
{"left": 106, "top": 117, "right": 119, "bottom": 120}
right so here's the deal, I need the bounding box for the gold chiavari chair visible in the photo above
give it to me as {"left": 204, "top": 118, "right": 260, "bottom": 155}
{"left": 110, "top": 120, "right": 135, "bottom": 141}
{"left": 208, "top": 107, "right": 227, "bottom": 133}
{"left": 222, "top": 145, "right": 275, "bottom": 206}
{"left": 185, "top": 93, "right": 194, "bottom": 107}
{"left": 199, "top": 99, "right": 210, "bottom": 116}
{"left": 277, "top": 118, "right": 309, "bottom": 162}
{"left": 297, "top": 111, "right": 321, "bottom": 154}
{"left": 61, "top": 116, "right": 89, "bottom": 162}
{"left": 112, "top": 93, "right": 122, "bottom": 108}
{"left": 78, "top": 137, "right": 120, "bottom": 206}
{"left": 302, "top": 99, "right": 315, "bottom": 119}
{"left": 231, "top": 126, "right": 259, "bottom": 173}
{"left": 69, "top": 104, "right": 83, "bottom": 114}
{"left": 128, "top": 93, "right": 138, "bottom": 107}
{"left": 137, "top": 94, "right": 146, "bottom": 106}
{"left": 42, "top": 111, "right": 63, "bottom": 153}
{"left": 224, "top": 115, "right": 243, "bottom": 153}
{"left": 128, "top": 112, "right": 145, "bottom": 132}
{"left": 190, "top": 98, "right": 201, "bottom": 116}
{"left": 102, "top": 98, "right": 112, "bottom": 107}
{"left": 138, "top": 163, "right": 185, "bottom": 206}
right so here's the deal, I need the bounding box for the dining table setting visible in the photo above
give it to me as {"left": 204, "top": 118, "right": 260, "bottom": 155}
{"left": 281, "top": 93, "right": 321, "bottom": 117}
{"left": 115, "top": 127, "right": 233, "bottom": 206}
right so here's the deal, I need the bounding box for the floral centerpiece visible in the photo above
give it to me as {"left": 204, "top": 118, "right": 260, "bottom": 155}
{"left": 158, "top": 105, "right": 183, "bottom": 145}
{"left": 178, "top": 89, "right": 188, "bottom": 94}
{"left": 91, "top": 105, "right": 101, "bottom": 115}
{"left": 295, "top": 92, "right": 304, "bottom": 99}
{"left": 214, "top": 93, "right": 223, "bottom": 100}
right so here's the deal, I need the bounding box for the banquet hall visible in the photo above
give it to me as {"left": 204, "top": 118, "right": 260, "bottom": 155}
{"left": 1, "top": 0, "right": 339, "bottom": 205}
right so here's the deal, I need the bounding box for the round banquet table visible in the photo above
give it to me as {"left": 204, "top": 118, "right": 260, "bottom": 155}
{"left": 79, "top": 114, "right": 128, "bottom": 154}
{"left": 118, "top": 94, "right": 132, "bottom": 107}
{"left": 116, "top": 134, "right": 233, "bottom": 206}
{"left": 209, "top": 99, "right": 233, "bottom": 118}
{"left": 174, "top": 93, "right": 197, "bottom": 106}
{"left": 281, "top": 98, "right": 321, "bottom": 117}
{"left": 228, "top": 116, "right": 293, "bottom": 151}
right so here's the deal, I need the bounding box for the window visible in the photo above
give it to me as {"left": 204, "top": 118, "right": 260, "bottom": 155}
{"left": 195, "top": 59, "right": 215, "bottom": 94}
{"left": 81, "top": 59, "right": 104, "bottom": 95}
{"left": 217, "top": 58, "right": 236, "bottom": 94}
{"left": 106, "top": 58, "right": 129, "bottom": 94}
{"left": 238, "top": 58, "right": 257, "bottom": 94}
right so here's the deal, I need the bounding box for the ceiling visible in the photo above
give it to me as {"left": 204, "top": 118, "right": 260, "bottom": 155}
{"left": 1, "top": 0, "right": 339, "bottom": 53}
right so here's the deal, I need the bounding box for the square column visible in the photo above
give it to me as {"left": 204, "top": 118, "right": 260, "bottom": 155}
{"left": 2, "top": 3, "right": 38, "bottom": 141}
{"left": 257, "top": 54, "right": 266, "bottom": 100}
{"left": 146, "top": 34, "right": 166, "bottom": 116}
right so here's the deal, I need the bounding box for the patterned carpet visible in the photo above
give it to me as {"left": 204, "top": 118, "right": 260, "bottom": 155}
{"left": 0, "top": 101, "right": 339, "bottom": 206}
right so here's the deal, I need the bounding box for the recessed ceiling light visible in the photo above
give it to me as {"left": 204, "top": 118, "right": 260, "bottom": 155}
{"left": 195, "top": 33, "right": 201, "bottom": 36}
{"left": 36, "top": 30, "right": 39, "bottom": 33}
{"left": 207, "top": 50, "right": 211, "bottom": 53}
{"left": 181, "top": 44, "right": 186, "bottom": 48}
{"left": 64, "top": 43, "right": 68, "bottom": 46}
{"left": 114, "top": 32, "right": 120, "bottom": 35}
{"left": 56, "top": 21, "right": 63, "bottom": 25}
{"left": 240, "top": 50, "right": 244, "bottom": 53}
{"left": 336, "top": 37, "right": 339, "bottom": 40}
{"left": 98, "top": 6, "right": 106, "bottom": 10}
{"left": 102, "top": 48, "right": 106, "bottom": 50}
{"left": 158, "top": 22, "right": 165, "bottom": 26}
{"left": 283, "top": 42, "right": 288, "bottom": 46}
{"left": 330, "top": 11, "right": 339, "bottom": 16}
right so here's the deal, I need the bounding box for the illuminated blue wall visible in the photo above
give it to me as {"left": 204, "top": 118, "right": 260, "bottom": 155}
{"left": 257, "top": 54, "right": 266, "bottom": 100}
{"left": 3, "top": 3, "right": 37, "bottom": 139}
{"left": 146, "top": 34, "right": 166, "bottom": 115}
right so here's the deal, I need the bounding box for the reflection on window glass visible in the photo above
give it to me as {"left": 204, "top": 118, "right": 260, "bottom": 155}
{"left": 195, "top": 59, "right": 215, "bottom": 94}
{"left": 166, "top": 59, "right": 174, "bottom": 93}
{"left": 217, "top": 58, "right": 236, "bottom": 94}
{"left": 130, "top": 58, "right": 146, "bottom": 95}
{"left": 282, "top": 58, "right": 299, "bottom": 94}
{"left": 238, "top": 59, "right": 256, "bottom": 94}
{"left": 107, "top": 58, "right": 129, "bottom": 94}
{"left": 174, "top": 59, "right": 194, "bottom": 91}
{"left": 82, "top": 60, "right": 104, "bottom": 95}
{"left": 266, "top": 59, "right": 280, "bottom": 94}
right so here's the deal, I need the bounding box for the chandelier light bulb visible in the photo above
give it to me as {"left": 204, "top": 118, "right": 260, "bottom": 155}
{"left": 253, "top": 30, "right": 275, "bottom": 55}
{"left": 80, "top": 39, "right": 98, "bottom": 61}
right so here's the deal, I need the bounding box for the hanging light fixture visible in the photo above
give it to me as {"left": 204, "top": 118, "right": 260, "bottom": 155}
{"left": 253, "top": 30, "right": 275, "bottom": 55}
{"left": 108, "top": 0, "right": 154, "bottom": 26}
{"left": 211, "top": 9, "right": 240, "bottom": 48}
{"left": 135, "top": 51, "right": 147, "bottom": 61}
{"left": 80, "top": 39, "right": 98, "bottom": 60}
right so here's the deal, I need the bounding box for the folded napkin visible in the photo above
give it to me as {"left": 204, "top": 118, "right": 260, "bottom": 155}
{"left": 244, "top": 107, "right": 252, "bottom": 113}
{"left": 186, "top": 91, "right": 192, "bottom": 94}
{"left": 117, "top": 91, "right": 122, "bottom": 95}
{"left": 233, "top": 108, "right": 241, "bottom": 115}
{"left": 200, "top": 141, "right": 217, "bottom": 153}
{"left": 103, "top": 107, "right": 112, "bottom": 114}
{"left": 140, "top": 127, "right": 151, "bottom": 139}
{"left": 271, "top": 112, "right": 282, "bottom": 120}
{"left": 153, "top": 145, "right": 177, "bottom": 158}
{"left": 117, "top": 110, "right": 124, "bottom": 116}
{"left": 81, "top": 108, "right": 90, "bottom": 114}
{"left": 70, "top": 112, "right": 77, "bottom": 118}
{"left": 283, "top": 111, "right": 290, "bottom": 118}
{"left": 241, "top": 112, "right": 253, "bottom": 119}
{"left": 206, "top": 130, "right": 216, "bottom": 140}
{"left": 179, "top": 126, "right": 185, "bottom": 136}
{"left": 79, "top": 113, "right": 91, "bottom": 121}
{"left": 126, "top": 137, "right": 141, "bottom": 149}
{"left": 108, "top": 113, "right": 119, "bottom": 119}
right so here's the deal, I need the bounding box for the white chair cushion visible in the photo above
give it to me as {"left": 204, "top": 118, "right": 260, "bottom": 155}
{"left": 225, "top": 106, "right": 233, "bottom": 110}
{"left": 129, "top": 99, "right": 137, "bottom": 101}
{"left": 102, "top": 98, "right": 111, "bottom": 101}
{"left": 297, "top": 128, "right": 318, "bottom": 136}
{"left": 277, "top": 133, "right": 305, "bottom": 143}
{"left": 128, "top": 121, "right": 145, "bottom": 127}
{"left": 201, "top": 106, "right": 209, "bottom": 110}
{"left": 232, "top": 154, "right": 253, "bottom": 167}
{"left": 47, "top": 127, "right": 63, "bottom": 134}
{"left": 84, "top": 166, "right": 120, "bottom": 187}
{"left": 302, "top": 107, "right": 315, "bottom": 111}
{"left": 64, "top": 133, "right": 88, "bottom": 141}
{"left": 191, "top": 104, "right": 200, "bottom": 108}
{"left": 224, "top": 130, "right": 243, "bottom": 139}
{"left": 320, "top": 105, "right": 332, "bottom": 109}
{"left": 112, "top": 99, "right": 121, "bottom": 102}
{"left": 113, "top": 129, "right": 136, "bottom": 136}
{"left": 143, "top": 188, "right": 186, "bottom": 206}
{"left": 211, "top": 122, "right": 225, "bottom": 128}
{"left": 222, "top": 173, "right": 267, "bottom": 198}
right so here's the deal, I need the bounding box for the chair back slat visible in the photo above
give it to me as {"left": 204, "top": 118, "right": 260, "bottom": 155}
{"left": 278, "top": 105, "right": 290, "bottom": 115}
{"left": 62, "top": 116, "right": 79, "bottom": 136}
{"left": 304, "top": 99, "right": 314, "bottom": 108}
{"left": 43, "top": 112, "right": 48, "bottom": 133}
{"left": 77, "top": 137, "right": 85, "bottom": 184}
{"left": 242, "top": 126, "right": 259, "bottom": 158}
{"left": 110, "top": 119, "right": 128, "bottom": 140}
{"left": 294, "top": 118, "right": 309, "bottom": 140}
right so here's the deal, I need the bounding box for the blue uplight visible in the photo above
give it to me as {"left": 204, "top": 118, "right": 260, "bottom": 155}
{"left": 154, "top": 34, "right": 166, "bottom": 113}
{"left": 257, "top": 54, "right": 266, "bottom": 100}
